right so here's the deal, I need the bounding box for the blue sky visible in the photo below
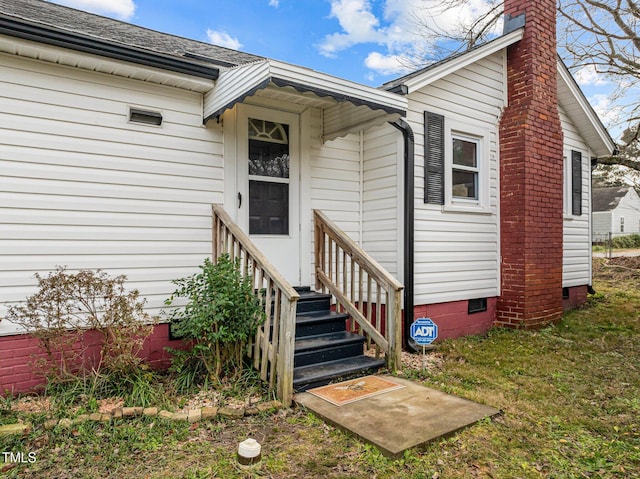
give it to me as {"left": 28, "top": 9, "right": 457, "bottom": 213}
{"left": 47, "top": 0, "right": 624, "bottom": 138}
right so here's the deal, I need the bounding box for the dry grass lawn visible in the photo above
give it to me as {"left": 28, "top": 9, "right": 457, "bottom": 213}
{"left": 2, "top": 257, "right": 639, "bottom": 478}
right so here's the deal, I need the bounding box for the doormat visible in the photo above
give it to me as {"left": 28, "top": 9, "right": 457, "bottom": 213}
{"left": 307, "top": 376, "right": 406, "bottom": 406}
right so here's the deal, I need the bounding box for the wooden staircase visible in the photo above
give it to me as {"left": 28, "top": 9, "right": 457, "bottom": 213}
{"left": 293, "top": 287, "right": 385, "bottom": 392}
{"left": 212, "top": 205, "right": 403, "bottom": 406}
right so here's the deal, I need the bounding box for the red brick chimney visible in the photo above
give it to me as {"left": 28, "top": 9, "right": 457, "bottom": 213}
{"left": 497, "top": 0, "right": 564, "bottom": 328}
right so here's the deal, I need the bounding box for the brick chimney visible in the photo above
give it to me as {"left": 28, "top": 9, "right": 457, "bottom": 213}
{"left": 496, "top": 0, "right": 564, "bottom": 328}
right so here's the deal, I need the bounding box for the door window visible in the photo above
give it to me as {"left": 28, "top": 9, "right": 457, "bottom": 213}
{"left": 248, "top": 118, "right": 290, "bottom": 235}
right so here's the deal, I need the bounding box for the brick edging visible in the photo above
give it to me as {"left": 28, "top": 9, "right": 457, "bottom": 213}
{"left": 0, "top": 400, "right": 283, "bottom": 437}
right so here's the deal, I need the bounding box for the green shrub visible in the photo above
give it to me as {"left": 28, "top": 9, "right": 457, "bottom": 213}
{"left": 611, "top": 233, "right": 640, "bottom": 249}
{"left": 164, "top": 255, "right": 265, "bottom": 390}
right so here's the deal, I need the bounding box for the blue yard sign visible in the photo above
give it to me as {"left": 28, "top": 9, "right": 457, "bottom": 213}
{"left": 410, "top": 317, "right": 438, "bottom": 346}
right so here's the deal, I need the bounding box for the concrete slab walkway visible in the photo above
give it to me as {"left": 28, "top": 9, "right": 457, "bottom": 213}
{"left": 294, "top": 375, "right": 500, "bottom": 458}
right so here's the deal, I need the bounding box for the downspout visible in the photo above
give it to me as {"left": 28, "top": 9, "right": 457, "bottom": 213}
{"left": 359, "top": 131, "right": 364, "bottom": 245}
{"left": 390, "top": 119, "right": 414, "bottom": 349}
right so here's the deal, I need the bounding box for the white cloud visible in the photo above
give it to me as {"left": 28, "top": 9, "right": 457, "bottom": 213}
{"left": 318, "top": 0, "right": 386, "bottom": 57}
{"left": 365, "top": 51, "right": 412, "bottom": 75}
{"left": 590, "top": 94, "right": 622, "bottom": 128}
{"left": 318, "top": 0, "right": 501, "bottom": 75}
{"left": 269, "top": 0, "right": 280, "bottom": 6}
{"left": 206, "top": 29, "right": 243, "bottom": 50}
{"left": 317, "top": 0, "right": 502, "bottom": 75}
{"left": 574, "top": 65, "right": 610, "bottom": 87}
{"left": 48, "top": 0, "right": 135, "bottom": 20}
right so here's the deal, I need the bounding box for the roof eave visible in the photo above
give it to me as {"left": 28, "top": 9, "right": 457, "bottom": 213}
{"left": 204, "top": 60, "right": 407, "bottom": 140}
{"left": 384, "top": 28, "right": 524, "bottom": 95}
{"left": 557, "top": 59, "right": 616, "bottom": 157}
{"left": 0, "top": 13, "right": 219, "bottom": 80}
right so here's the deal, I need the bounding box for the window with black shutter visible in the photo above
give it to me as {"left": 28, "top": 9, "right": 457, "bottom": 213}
{"left": 571, "top": 150, "right": 582, "bottom": 216}
{"left": 424, "top": 111, "right": 445, "bottom": 205}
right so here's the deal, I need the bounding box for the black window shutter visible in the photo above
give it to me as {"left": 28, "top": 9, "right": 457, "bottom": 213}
{"left": 424, "top": 111, "right": 445, "bottom": 204}
{"left": 571, "top": 150, "right": 582, "bottom": 216}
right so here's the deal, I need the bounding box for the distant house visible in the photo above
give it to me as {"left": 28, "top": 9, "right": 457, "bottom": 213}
{"left": 592, "top": 187, "right": 640, "bottom": 236}
{"left": 0, "top": 0, "right": 615, "bottom": 399}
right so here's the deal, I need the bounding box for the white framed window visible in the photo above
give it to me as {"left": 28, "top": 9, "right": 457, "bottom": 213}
{"left": 563, "top": 149, "right": 583, "bottom": 217}
{"left": 445, "top": 127, "right": 490, "bottom": 211}
{"left": 620, "top": 216, "right": 625, "bottom": 233}
{"left": 563, "top": 154, "right": 569, "bottom": 215}
{"left": 451, "top": 134, "right": 480, "bottom": 200}
{"left": 424, "top": 112, "right": 490, "bottom": 212}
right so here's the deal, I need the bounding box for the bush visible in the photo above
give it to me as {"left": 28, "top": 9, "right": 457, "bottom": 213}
{"left": 164, "top": 255, "right": 265, "bottom": 390}
{"left": 5, "top": 267, "right": 155, "bottom": 384}
{"left": 611, "top": 233, "right": 640, "bottom": 249}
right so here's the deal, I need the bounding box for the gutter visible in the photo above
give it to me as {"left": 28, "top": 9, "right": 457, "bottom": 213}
{"left": 0, "top": 15, "right": 219, "bottom": 80}
{"left": 390, "top": 119, "right": 415, "bottom": 350}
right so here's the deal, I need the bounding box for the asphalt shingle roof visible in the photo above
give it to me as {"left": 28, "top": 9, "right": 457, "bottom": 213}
{"left": 0, "top": 0, "right": 263, "bottom": 67}
{"left": 592, "top": 186, "right": 630, "bottom": 212}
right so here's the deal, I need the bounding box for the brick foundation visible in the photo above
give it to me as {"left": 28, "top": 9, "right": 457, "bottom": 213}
{"left": 0, "top": 323, "right": 183, "bottom": 396}
{"left": 497, "top": 0, "right": 564, "bottom": 329}
{"left": 412, "top": 298, "right": 497, "bottom": 341}
{"left": 563, "top": 285, "right": 588, "bottom": 310}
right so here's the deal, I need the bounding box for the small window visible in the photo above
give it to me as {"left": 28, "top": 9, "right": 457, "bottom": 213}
{"left": 571, "top": 150, "right": 582, "bottom": 216}
{"left": 620, "top": 216, "right": 625, "bottom": 233}
{"left": 424, "top": 111, "right": 489, "bottom": 210}
{"left": 562, "top": 287, "right": 570, "bottom": 299}
{"left": 563, "top": 150, "right": 583, "bottom": 216}
{"left": 468, "top": 298, "right": 487, "bottom": 314}
{"left": 562, "top": 155, "right": 569, "bottom": 215}
{"left": 452, "top": 136, "right": 479, "bottom": 200}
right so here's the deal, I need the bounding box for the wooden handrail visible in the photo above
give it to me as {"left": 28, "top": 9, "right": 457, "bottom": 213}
{"left": 212, "top": 205, "right": 299, "bottom": 300}
{"left": 314, "top": 210, "right": 403, "bottom": 291}
{"left": 212, "top": 204, "right": 299, "bottom": 406}
{"left": 314, "top": 209, "right": 404, "bottom": 371}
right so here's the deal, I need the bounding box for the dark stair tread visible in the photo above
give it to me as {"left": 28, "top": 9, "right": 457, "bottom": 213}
{"left": 295, "top": 331, "right": 364, "bottom": 353}
{"left": 293, "top": 356, "right": 386, "bottom": 389}
{"left": 297, "top": 291, "right": 331, "bottom": 302}
{"left": 295, "top": 310, "right": 348, "bottom": 338}
{"left": 295, "top": 290, "right": 332, "bottom": 313}
{"left": 296, "top": 310, "right": 349, "bottom": 323}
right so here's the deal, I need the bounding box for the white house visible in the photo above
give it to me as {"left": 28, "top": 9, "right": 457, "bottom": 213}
{"left": 0, "top": 0, "right": 615, "bottom": 398}
{"left": 592, "top": 187, "right": 640, "bottom": 236}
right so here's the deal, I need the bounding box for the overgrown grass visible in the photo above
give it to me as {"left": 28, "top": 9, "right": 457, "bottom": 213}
{"left": 2, "top": 259, "right": 639, "bottom": 478}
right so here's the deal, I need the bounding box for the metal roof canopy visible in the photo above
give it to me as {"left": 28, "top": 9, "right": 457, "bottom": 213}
{"left": 204, "top": 60, "right": 407, "bottom": 142}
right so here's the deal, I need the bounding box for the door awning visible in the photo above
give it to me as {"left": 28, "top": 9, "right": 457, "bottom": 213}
{"left": 203, "top": 60, "right": 407, "bottom": 141}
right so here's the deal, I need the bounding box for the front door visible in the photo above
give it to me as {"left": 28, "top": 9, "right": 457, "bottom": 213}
{"left": 237, "top": 105, "right": 301, "bottom": 285}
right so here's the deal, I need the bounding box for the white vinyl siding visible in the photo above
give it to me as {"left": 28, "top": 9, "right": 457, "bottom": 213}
{"left": 592, "top": 190, "right": 640, "bottom": 236}
{"left": 409, "top": 52, "right": 504, "bottom": 305}
{"left": 306, "top": 107, "right": 362, "bottom": 285}
{"left": 592, "top": 211, "right": 612, "bottom": 235}
{"left": 559, "top": 104, "right": 592, "bottom": 287}
{"left": 310, "top": 142, "right": 361, "bottom": 236}
{"left": 0, "top": 53, "right": 224, "bottom": 336}
{"left": 614, "top": 189, "right": 640, "bottom": 234}
{"left": 362, "top": 124, "right": 402, "bottom": 278}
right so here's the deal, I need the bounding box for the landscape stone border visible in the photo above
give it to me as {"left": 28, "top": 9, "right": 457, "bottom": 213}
{"left": 0, "top": 400, "right": 283, "bottom": 437}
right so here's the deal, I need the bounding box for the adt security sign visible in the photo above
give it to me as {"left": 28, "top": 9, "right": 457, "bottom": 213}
{"left": 410, "top": 317, "right": 438, "bottom": 346}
